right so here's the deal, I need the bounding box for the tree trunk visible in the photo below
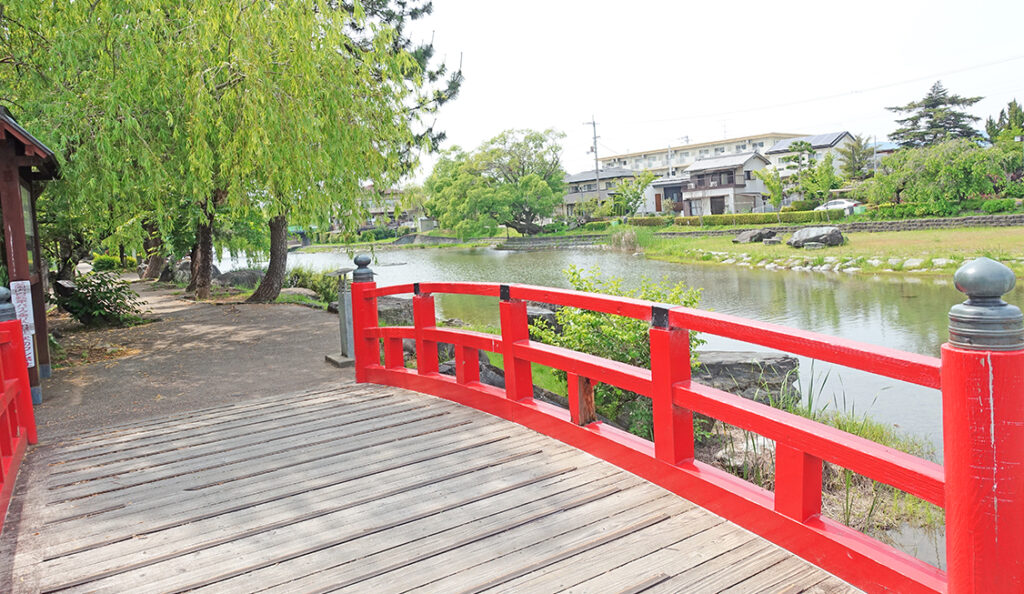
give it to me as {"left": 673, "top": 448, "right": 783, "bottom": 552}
{"left": 193, "top": 213, "right": 214, "bottom": 300}
{"left": 247, "top": 215, "right": 288, "bottom": 303}
{"left": 118, "top": 244, "right": 126, "bottom": 268}
{"left": 142, "top": 222, "right": 164, "bottom": 280}
{"left": 185, "top": 243, "right": 199, "bottom": 293}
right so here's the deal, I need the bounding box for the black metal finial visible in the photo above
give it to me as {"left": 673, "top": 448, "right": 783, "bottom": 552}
{"left": 352, "top": 254, "right": 374, "bottom": 283}
{"left": 949, "top": 257, "right": 1024, "bottom": 350}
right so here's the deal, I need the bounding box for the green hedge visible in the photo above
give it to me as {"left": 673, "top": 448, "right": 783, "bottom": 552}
{"left": 583, "top": 221, "right": 610, "bottom": 231}
{"left": 790, "top": 200, "right": 818, "bottom": 211}
{"left": 981, "top": 198, "right": 1017, "bottom": 213}
{"left": 627, "top": 217, "right": 673, "bottom": 227}
{"left": 672, "top": 210, "right": 846, "bottom": 227}
{"left": 92, "top": 255, "right": 120, "bottom": 271}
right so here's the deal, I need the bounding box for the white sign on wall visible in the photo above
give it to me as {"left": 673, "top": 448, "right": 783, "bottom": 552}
{"left": 10, "top": 280, "right": 35, "bottom": 367}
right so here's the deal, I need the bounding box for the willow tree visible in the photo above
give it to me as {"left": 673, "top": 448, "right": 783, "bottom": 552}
{"left": 1, "top": 2, "right": 440, "bottom": 299}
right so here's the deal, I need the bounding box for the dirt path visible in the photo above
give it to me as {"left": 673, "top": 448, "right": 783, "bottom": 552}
{"left": 35, "top": 280, "right": 350, "bottom": 440}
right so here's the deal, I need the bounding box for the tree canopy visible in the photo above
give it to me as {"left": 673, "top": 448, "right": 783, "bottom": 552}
{"left": 835, "top": 134, "right": 875, "bottom": 180}
{"left": 425, "top": 129, "right": 566, "bottom": 237}
{"left": 887, "top": 81, "right": 982, "bottom": 147}
{"left": 610, "top": 171, "right": 656, "bottom": 216}
{"left": 0, "top": 1, "right": 450, "bottom": 295}
{"left": 985, "top": 99, "right": 1024, "bottom": 140}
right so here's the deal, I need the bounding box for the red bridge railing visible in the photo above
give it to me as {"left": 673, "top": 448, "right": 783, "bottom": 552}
{"left": 0, "top": 318, "right": 37, "bottom": 534}
{"left": 348, "top": 255, "right": 1024, "bottom": 594}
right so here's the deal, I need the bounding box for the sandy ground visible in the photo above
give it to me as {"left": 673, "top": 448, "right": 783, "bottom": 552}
{"left": 35, "top": 280, "right": 351, "bottom": 440}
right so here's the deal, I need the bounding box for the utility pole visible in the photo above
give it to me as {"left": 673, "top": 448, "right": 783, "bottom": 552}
{"left": 585, "top": 116, "right": 600, "bottom": 208}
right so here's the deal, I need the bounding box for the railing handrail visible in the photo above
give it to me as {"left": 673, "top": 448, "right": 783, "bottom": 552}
{"left": 349, "top": 257, "right": 1024, "bottom": 594}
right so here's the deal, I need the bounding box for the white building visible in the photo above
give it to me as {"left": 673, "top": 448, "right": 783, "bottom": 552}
{"left": 658, "top": 153, "right": 771, "bottom": 216}
{"left": 599, "top": 132, "right": 804, "bottom": 178}
{"left": 765, "top": 132, "right": 854, "bottom": 177}
{"left": 562, "top": 167, "right": 644, "bottom": 217}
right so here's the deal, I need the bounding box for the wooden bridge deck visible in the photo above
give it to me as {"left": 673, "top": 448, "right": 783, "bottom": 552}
{"left": 6, "top": 380, "right": 857, "bottom": 593}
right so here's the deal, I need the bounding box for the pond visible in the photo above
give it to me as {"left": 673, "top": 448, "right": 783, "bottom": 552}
{"left": 220, "top": 245, "right": 1024, "bottom": 457}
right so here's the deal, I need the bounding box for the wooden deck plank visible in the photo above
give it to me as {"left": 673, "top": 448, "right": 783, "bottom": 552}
{"left": 216, "top": 462, "right": 632, "bottom": 594}
{"left": 7, "top": 382, "right": 857, "bottom": 594}
{"left": 45, "top": 391, "right": 400, "bottom": 473}
{"left": 40, "top": 447, "right": 582, "bottom": 581}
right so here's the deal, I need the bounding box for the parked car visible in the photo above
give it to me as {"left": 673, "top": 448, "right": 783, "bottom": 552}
{"left": 814, "top": 199, "right": 861, "bottom": 215}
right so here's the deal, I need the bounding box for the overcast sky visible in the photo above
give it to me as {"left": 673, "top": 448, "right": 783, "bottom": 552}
{"left": 406, "top": 0, "right": 1024, "bottom": 181}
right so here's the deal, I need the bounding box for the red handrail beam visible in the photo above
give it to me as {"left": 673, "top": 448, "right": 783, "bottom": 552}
{"left": 347, "top": 257, "right": 1024, "bottom": 593}
{"left": 669, "top": 307, "right": 941, "bottom": 389}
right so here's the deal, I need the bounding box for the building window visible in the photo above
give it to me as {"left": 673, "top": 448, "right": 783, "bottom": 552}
{"left": 714, "top": 147, "right": 725, "bottom": 154}
{"left": 736, "top": 144, "right": 747, "bottom": 151}
{"left": 745, "top": 171, "right": 753, "bottom": 181}
{"left": 699, "top": 149, "right": 710, "bottom": 156}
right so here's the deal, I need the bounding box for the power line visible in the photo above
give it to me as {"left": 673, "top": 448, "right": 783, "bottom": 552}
{"left": 622, "top": 53, "right": 1024, "bottom": 126}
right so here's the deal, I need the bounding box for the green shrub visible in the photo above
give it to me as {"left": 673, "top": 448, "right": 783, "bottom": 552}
{"left": 359, "top": 231, "right": 375, "bottom": 242}
{"left": 981, "top": 198, "right": 1016, "bottom": 213}
{"left": 56, "top": 272, "right": 145, "bottom": 326}
{"left": 628, "top": 217, "right": 671, "bottom": 227}
{"left": 542, "top": 221, "right": 567, "bottom": 234}
{"left": 91, "top": 255, "right": 120, "bottom": 271}
{"left": 672, "top": 210, "right": 845, "bottom": 226}
{"left": 790, "top": 200, "right": 818, "bottom": 211}
{"left": 583, "top": 221, "right": 610, "bottom": 231}
{"left": 530, "top": 266, "right": 705, "bottom": 441}
{"left": 285, "top": 267, "right": 336, "bottom": 302}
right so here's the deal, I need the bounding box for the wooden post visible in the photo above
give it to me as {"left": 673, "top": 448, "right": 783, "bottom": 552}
{"left": 942, "top": 258, "right": 1024, "bottom": 593}
{"left": 567, "top": 372, "right": 595, "bottom": 425}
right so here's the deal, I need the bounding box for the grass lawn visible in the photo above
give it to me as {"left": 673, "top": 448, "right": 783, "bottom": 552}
{"left": 640, "top": 226, "right": 1024, "bottom": 273}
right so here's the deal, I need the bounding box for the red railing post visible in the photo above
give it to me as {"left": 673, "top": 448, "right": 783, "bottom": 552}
{"left": 412, "top": 287, "right": 438, "bottom": 375}
{"left": 499, "top": 285, "right": 533, "bottom": 401}
{"left": 350, "top": 255, "right": 379, "bottom": 382}
{"left": 942, "top": 257, "right": 1024, "bottom": 594}
{"left": 0, "top": 320, "right": 35, "bottom": 445}
{"left": 648, "top": 306, "right": 694, "bottom": 464}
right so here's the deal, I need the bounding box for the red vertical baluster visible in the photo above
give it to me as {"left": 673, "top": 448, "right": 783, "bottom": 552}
{"left": 774, "top": 445, "right": 823, "bottom": 521}
{"left": 567, "top": 372, "right": 596, "bottom": 426}
{"left": 455, "top": 346, "right": 479, "bottom": 384}
{"left": 499, "top": 286, "right": 533, "bottom": 401}
{"left": 649, "top": 307, "right": 693, "bottom": 464}
{"left": 413, "top": 291, "right": 438, "bottom": 375}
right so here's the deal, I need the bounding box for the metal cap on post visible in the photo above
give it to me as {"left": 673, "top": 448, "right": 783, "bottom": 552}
{"left": 352, "top": 254, "right": 374, "bottom": 283}
{"left": 0, "top": 287, "right": 15, "bottom": 322}
{"left": 948, "top": 257, "right": 1024, "bottom": 351}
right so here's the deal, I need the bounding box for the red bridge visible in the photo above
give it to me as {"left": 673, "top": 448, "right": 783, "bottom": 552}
{"left": 348, "top": 255, "right": 1022, "bottom": 594}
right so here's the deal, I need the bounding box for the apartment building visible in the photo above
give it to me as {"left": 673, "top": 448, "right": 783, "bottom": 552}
{"left": 598, "top": 132, "right": 804, "bottom": 177}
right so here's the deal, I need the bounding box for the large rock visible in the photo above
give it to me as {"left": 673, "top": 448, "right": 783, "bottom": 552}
{"left": 787, "top": 226, "right": 844, "bottom": 248}
{"left": 526, "top": 306, "right": 559, "bottom": 332}
{"left": 215, "top": 268, "right": 265, "bottom": 288}
{"left": 172, "top": 258, "right": 221, "bottom": 284}
{"left": 378, "top": 296, "right": 414, "bottom": 326}
{"left": 402, "top": 338, "right": 455, "bottom": 363}
{"left": 732, "top": 229, "right": 776, "bottom": 244}
{"left": 280, "top": 287, "right": 319, "bottom": 299}
{"left": 693, "top": 351, "right": 799, "bottom": 407}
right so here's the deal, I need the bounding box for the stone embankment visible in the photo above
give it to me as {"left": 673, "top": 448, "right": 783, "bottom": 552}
{"left": 496, "top": 234, "right": 606, "bottom": 250}
{"left": 655, "top": 213, "right": 1024, "bottom": 239}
